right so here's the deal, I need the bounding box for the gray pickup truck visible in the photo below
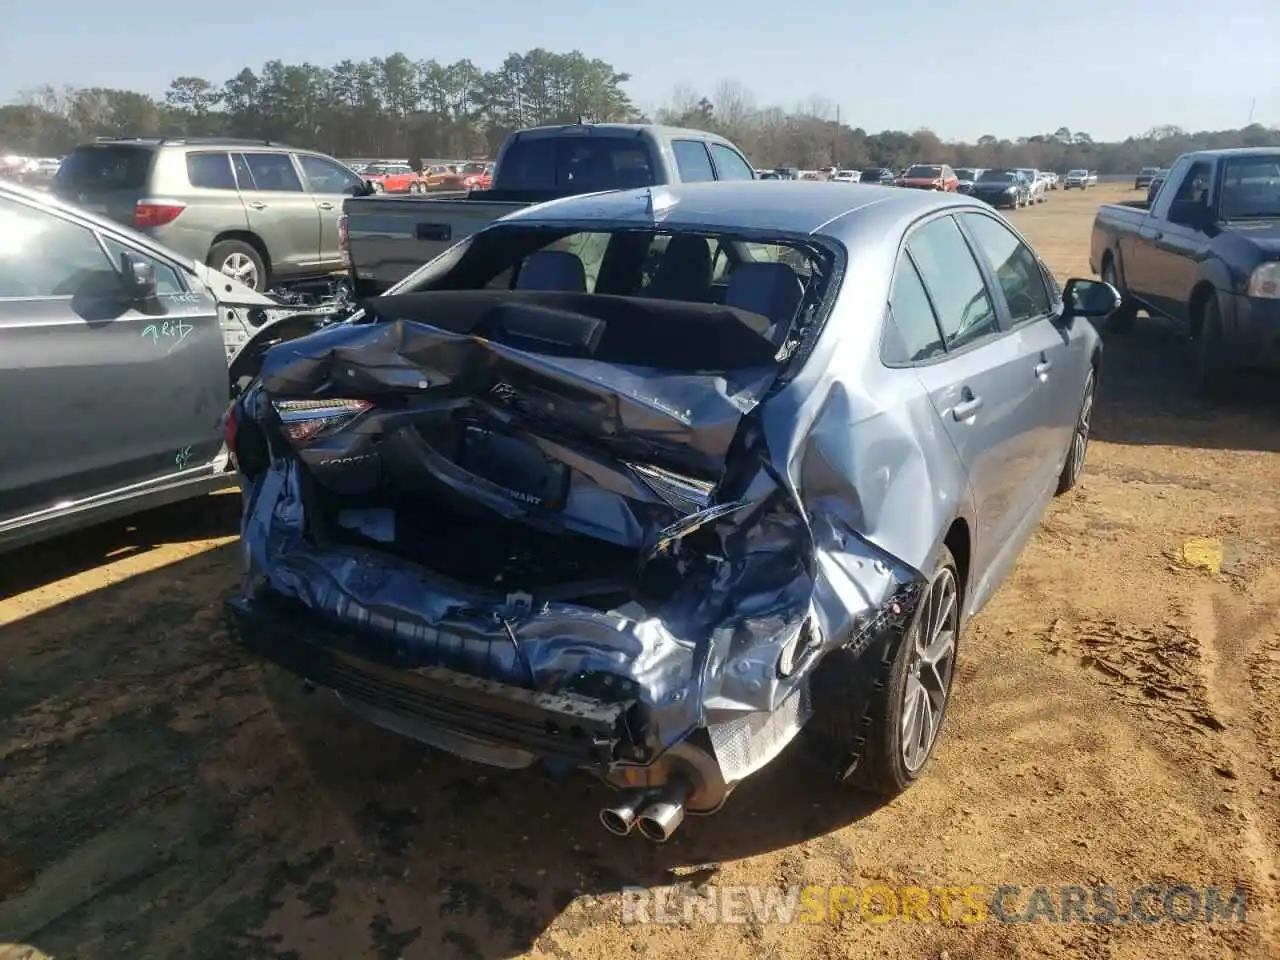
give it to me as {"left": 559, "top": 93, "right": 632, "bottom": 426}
{"left": 1090, "top": 147, "right": 1280, "bottom": 393}
{"left": 342, "top": 122, "right": 757, "bottom": 296}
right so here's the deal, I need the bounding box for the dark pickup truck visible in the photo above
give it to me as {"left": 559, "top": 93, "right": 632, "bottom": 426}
{"left": 1091, "top": 147, "right": 1280, "bottom": 392}
{"left": 342, "top": 122, "right": 756, "bottom": 296}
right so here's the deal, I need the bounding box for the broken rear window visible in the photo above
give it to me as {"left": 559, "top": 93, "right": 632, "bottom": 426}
{"left": 372, "top": 224, "right": 835, "bottom": 371}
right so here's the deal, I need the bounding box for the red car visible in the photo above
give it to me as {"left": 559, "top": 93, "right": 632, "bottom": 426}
{"left": 360, "top": 163, "right": 426, "bottom": 194}
{"left": 895, "top": 163, "right": 959, "bottom": 192}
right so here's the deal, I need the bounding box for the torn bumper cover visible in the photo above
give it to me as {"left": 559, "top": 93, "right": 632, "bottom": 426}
{"left": 225, "top": 304, "right": 927, "bottom": 802}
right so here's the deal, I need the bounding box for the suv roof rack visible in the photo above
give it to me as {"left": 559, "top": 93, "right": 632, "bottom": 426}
{"left": 89, "top": 136, "right": 294, "bottom": 148}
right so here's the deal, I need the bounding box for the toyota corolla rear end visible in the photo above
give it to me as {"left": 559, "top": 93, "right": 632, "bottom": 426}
{"left": 222, "top": 212, "right": 924, "bottom": 841}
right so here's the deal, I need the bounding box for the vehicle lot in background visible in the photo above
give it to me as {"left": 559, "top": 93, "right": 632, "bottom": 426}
{"left": 51, "top": 138, "right": 371, "bottom": 291}
{"left": 1, "top": 183, "right": 1277, "bottom": 960}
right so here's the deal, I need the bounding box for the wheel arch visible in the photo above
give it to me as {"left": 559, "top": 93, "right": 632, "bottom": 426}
{"left": 209, "top": 230, "right": 272, "bottom": 276}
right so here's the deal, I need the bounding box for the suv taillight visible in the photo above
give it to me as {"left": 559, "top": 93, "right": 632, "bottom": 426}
{"left": 134, "top": 201, "right": 185, "bottom": 229}
{"left": 338, "top": 214, "right": 349, "bottom": 266}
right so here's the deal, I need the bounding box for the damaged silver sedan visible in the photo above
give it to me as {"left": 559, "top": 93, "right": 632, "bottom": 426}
{"left": 223, "top": 181, "right": 1119, "bottom": 842}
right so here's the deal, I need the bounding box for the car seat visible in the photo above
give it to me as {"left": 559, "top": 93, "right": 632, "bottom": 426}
{"left": 723, "top": 261, "right": 805, "bottom": 339}
{"left": 515, "top": 250, "right": 588, "bottom": 291}
{"left": 642, "top": 235, "right": 712, "bottom": 301}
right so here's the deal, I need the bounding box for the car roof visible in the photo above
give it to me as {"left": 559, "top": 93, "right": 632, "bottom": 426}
{"left": 1184, "top": 147, "right": 1280, "bottom": 161}
{"left": 503, "top": 180, "right": 983, "bottom": 239}
{"left": 0, "top": 179, "right": 199, "bottom": 269}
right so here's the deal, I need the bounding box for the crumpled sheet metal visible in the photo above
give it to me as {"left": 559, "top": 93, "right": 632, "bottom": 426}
{"left": 240, "top": 306, "right": 943, "bottom": 769}
{"left": 256, "top": 317, "right": 775, "bottom": 476}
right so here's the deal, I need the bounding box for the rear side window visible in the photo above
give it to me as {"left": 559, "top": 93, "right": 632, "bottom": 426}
{"left": 497, "top": 135, "right": 655, "bottom": 190}
{"left": 238, "top": 153, "right": 303, "bottom": 192}
{"left": 884, "top": 255, "right": 946, "bottom": 363}
{"left": 906, "top": 216, "right": 999, "bottom": 350}
{"left": 672, "top": 140, "right": 715, "bottom": 182}
{"left": 53, "top": 145, "right": 153, "bottom": 192}
{"left": 186, "top": 152, "right": 236, "bottom": 190}
{"left": 710, "top": 144, "right": 755, "bottom": 180}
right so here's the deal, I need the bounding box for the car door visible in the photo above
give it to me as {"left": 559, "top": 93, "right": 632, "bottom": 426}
{"left": 1122, "top": 155, "right": 1190, "bottom": 306}
{"left": 1140, "top": 159, "right": 1213, "bottom": 322}
{"left": 295, "top": 153, "right": 368, "bottom": 271}
{"left": 958, "top": 210, "right": 1078, "bottom": 496}
{"left": 0, "top": 193, "right": 227, "bottom": 527}
{"left": 901, "top": 214, "right": 1044, "bottom": 585}
{"left": 233, "top": 151, "right": 323, "bottom": 276}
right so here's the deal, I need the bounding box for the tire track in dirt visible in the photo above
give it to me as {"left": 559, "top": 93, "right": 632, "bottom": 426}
{"left": 1185, "top": 585, "right": 1280, "bottom": 948}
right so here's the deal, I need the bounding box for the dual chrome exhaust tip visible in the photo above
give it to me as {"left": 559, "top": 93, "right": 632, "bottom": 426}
{"left": 599, "top": 777, "right": 691, "bottom": 843}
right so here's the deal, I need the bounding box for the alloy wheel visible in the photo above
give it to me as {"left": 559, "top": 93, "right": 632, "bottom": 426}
{"left": 900, "top": 567, "right": 959, "bottom": 773}
{"left": 221, "top": 252, "right": 259, "bottom": 290}
{"left": 1070, "top": 374, "right": 1095, "bottom": 487}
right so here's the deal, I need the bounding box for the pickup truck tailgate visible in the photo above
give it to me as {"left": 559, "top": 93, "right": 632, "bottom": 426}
{"left": 344, "top": 195, "right": 529, "bottom": 293}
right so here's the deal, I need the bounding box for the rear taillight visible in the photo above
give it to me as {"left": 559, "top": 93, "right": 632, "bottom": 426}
{"left": 273, "top": 398, "right": 372, "bottom": 442}
{"left": 338, "top": 214, "right": 349, "bottom": 266}
{"left": 133, "top": 201, "right": 185, "bottom": 229}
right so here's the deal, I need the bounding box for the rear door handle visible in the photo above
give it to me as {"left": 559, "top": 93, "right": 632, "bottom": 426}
{"left": 317, "top": 201, "right": 335, "bottom": 210}
{"left": 247, "top": 201, "right": 267, "bottom": 210}
{"left": 1034, "top": 360, "right": 1052, "bottom": 378}
{"left": 952, "top": 395, "right": 983, "bottom": 421}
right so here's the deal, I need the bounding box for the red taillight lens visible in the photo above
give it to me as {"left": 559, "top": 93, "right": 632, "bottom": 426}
{"left": 133, "top": 201, "right": 185, "bottom": 229}
{"left": 273, "top": 398, "right": 372, "bottom": 443}
{"left": 338, "top": 214, "right": 349, "bottom": 266}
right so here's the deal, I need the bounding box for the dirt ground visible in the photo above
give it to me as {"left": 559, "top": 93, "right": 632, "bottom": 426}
{"left": 2, "top": 184, "right": 1278, "bottom": 960}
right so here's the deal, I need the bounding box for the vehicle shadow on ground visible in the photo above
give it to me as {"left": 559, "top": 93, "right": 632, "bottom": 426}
{"left": 1088, "top": 313, "right": 1280, "bottom": 452}
{"left": 0, "top": 490, "right": 241, "bottom": 601}
{"left": 0, "top": 540, "right": 891, "bottom": 960}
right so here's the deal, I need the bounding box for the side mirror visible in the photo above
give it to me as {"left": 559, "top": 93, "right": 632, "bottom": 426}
{"left": 119, "top": 252, "right": 157, "bottom": 302}
{"left": 1063, "top": 278, "right": 1121, "bottom": 320}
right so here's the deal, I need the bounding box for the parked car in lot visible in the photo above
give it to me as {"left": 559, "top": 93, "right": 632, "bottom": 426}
{"left": 360, "top": 162, "right": 426, "bottom": 194}
{"left": 51, "top": 137, "right": 375, "bottom": 293}
{"left": 1063, "top": 169, "right": 1095, "bottom": 189}
{"left": 859, "top": 167, "right": 897, "bottom": 186}
{"left": 954, "top": 167, "right": 983, "bottom": 195}
{"left": 1017, "top": 169, "right": 1047, "bottom": 204}
{"left": 971, "top": 168, "right": 1031, "bottom": 209}
{"left": 832, "top": 169, "right": 862, "bottom": 182}
{"left": 1146, "top": 171, "right": 1167, "bottom": 205}
{"left": 0, "top": 179, "right": 332, "bottom": 553}
{"left": 1091, "top": 147, "right": 1280, "bottom": 394}
{"left": 223, "top": 180, "right": 1115, "bottom": 842}
{"left": 1043, "top": 172, "right": 1059, "bottom": 190}
{"left": 1134, "top": 166, "right": 1162, "bottom": 190}
{"left": 342, "top": 121, "right": 757, "bottom": 296}
{"left": 896, "top": 164, "right": 959, "bottom": 191}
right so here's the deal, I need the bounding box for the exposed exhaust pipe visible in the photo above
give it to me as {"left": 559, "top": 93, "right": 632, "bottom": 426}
{"left": 599, "top": 787, "right": 653, "bottom": 836}
{"left": 634, "top": 775, "right": 692, "bottom": 843}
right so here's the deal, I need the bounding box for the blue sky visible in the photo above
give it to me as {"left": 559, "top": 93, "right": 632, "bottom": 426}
{"left": 0, "top": 0, "right": 1274, "bottom": 142}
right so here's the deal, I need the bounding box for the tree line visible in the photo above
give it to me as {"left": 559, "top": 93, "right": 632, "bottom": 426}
{"left": 1, "top": 48, "right": 1276, "bottom": 172}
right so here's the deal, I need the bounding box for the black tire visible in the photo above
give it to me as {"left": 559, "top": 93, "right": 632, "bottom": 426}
{"left": 1056, "top": 368, "right": 1096, "bottom": 495}
{"left": 1100, "top": 257, "right": 1136, "bottom": 333}
{"left": 1193, "top": 295, "right": 1230, "bottom": 398}
{"left": 208, "top": 239, "right": 268, "bottom": 293}
{"left": 817, "top": 546, "right": 962, "bottom": 797}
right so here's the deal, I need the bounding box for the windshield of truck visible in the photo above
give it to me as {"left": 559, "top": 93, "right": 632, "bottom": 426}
{"left": 496, "top": 135, "right": 656, "bottom": 191}
{"left": 53, "top": 144, "right": 154, "bottom": 193}
{"left": 368, "top": 224, "right": 834, "bottom": 371}
{"left": 1219, "top": 155, "right": 1280, "bottom": 219}
{"left": 979, "top": 170, "right": 1018, "bottom": 182}
{"left": 1068, "top": 169, "right": 1087, "bottom": 177}
{"left": 905, "top": 165, "right": 942, "bottom": 178}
